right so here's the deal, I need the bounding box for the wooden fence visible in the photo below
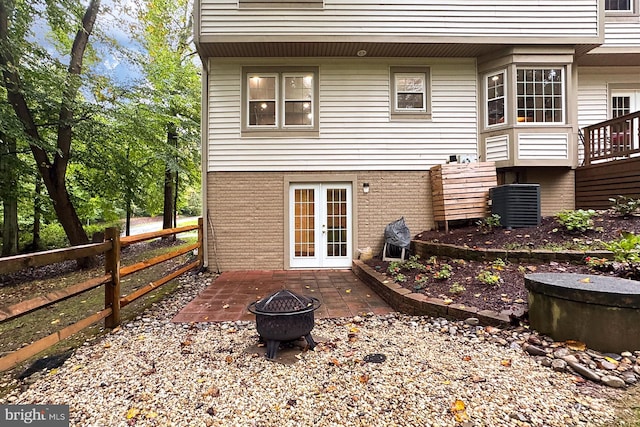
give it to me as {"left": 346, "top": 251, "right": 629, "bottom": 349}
{"left": 0, "top": 219, "right": 203, "bottom": 372}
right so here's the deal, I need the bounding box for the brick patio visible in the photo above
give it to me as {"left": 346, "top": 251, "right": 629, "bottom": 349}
{"left": 172, "top": 269, "right": 394, "bottom": 323}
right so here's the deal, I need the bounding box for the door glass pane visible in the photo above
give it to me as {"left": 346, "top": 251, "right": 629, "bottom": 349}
{"left": 325, "top": 188, "right": 347, "bottom": 257}
{"left": 612, "top": 96, "right": 630, "bottom": 118}
{"left": 294, "top": 189, "right": 315, "bottom": 257}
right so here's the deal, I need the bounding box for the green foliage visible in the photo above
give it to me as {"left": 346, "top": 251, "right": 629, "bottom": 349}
{"left": 609, "top": 195, "right": 640, "bottom": 217}
{"left": 491, "top": 258, "right": 507, "bottom": 270}
{"left": 449, "top": 282, "right": 466, "bottom": 295}
{"left": 476, "top": 214, "right": 501, "bottom": 234}
{"left": 433, "top": 264, "right": 452, "bottom": 280}
{"left": 18, "top": 220, "right": 122, "bottom": 251}
{"left": 476, "top": 269, "right": 502, "bottom": 287}
{"left": 394, "top": 273, "right": 407, "bottom": 283}
{"left": 413, "top": 273, "right": 430, "bottom": 290}
{"left": 604, "top": 232, "right": 640, "bottom": 263}
{"left": 555, "top": 209, "right": 597, "bottom": 232}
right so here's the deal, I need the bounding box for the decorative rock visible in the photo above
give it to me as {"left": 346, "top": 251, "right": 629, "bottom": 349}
{"left": 551, "top": 359, "right": 567, "bottom": 372}
{"left": 621, "top": 351, "right": 632, "bottom": 358}
{"left": 601, "top": 375, "right": 626, "bottom": 388}
{"left": 562, "top": 355, "right": 579, "bottom": 364}
{"left": 523, "top": 344, "right": 548, "bottom": 357}
{"left": 567, "top": 361, "right": 601, "bottom": 382}
{"left": 603, "top": 353, "right": 622, "bottom": 362}
{"left": 540, "top": 357, "right": 553, "bottom": 367}
{"left": 553, "top": 348, "right": 571, "bottom": 359}
{"left": 464, "top": 317, "right": 479, "bottom": 326}
{"left": 597, "top": 360, "right": 617, "bottom": 371}
{"left": 633, "top": 366, "right": 640, "bottom": 376}
{"left": 621, "top": 372, "right": 638, "bottom": 385}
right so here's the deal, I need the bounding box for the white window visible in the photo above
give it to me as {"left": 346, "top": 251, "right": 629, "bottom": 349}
{"left": 244, "top": 68, "right": 317, "bottom": 134}
{"left": 516, "top": 68, "right": 564, "bottom": 124}
{"left": 486, "top": 71, "right": 506, "bottom": 126}
{"left": 390, "top": 67, "right": 431, "bottom": 119}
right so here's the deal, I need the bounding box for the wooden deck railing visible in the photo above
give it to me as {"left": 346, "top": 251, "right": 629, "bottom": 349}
{"left": 582, "top": 110, "right": 640, "bottom": 166}
{"left": 0, "top": 218, "right": 203, "bottom": 371}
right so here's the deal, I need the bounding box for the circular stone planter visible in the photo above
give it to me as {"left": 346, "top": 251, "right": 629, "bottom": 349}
{"left": 525, "top": 273, "right": 640, "bottom": 353}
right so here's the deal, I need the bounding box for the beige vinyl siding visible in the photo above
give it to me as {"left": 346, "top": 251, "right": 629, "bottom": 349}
{"left": 485, "top": 135, "right": 509, "bottom": 162}
{"left": 518, "top": 134, "right": 569, "bottom": 160}
{"left": 603, "top": 21, "right": 640, "bottom": 47}
{"left": 199, "top": 0, "right": 599, "bottom": 41}
{"left": 208, "top": 58, "right": 478, "bottom": 172}
{"left": 577, "top": 67, "right": 640, "bottom": 128}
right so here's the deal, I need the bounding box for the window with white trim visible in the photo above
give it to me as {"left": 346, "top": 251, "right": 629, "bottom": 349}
{"left": 486, "top": 71, "right": 506, "bottom": 126}
{"left": 390, "top": 67, "right": 431, "bottom": 119}
{"left": 516, "top": 68, "right": 564, "bottom": 124}
{"left": 244, "top": 68, "right": 317, "bottom": 134}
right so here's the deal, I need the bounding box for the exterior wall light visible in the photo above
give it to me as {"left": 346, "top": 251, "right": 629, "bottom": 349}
{"left": 363, "top": 183, "right": 370, "bottom": 193}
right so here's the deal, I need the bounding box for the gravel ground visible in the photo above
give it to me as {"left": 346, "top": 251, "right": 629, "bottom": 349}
{"left": 1, "top": 272, "right": 627, "bottom": 427}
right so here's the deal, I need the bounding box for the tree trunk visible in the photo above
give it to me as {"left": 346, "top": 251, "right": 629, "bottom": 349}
{"left": 0, "top": 132, "right": 18, "bottom": 256}
{"left": 32, "top": 175, "right": 42, "bottom": 250}
{"left": 162, "top": 123, "right": 177, "bottom": 240}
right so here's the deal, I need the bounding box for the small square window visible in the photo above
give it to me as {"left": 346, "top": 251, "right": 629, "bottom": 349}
{"left": 390, "top": 67, "right": 431, "bottom": 120}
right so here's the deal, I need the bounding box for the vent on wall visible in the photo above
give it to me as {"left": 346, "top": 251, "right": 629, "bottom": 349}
{"left": 490, "top": 184, "right": 541, "bottom": 228}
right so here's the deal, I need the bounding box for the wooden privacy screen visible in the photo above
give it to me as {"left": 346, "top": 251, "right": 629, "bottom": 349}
{"left": 430, "top": 162, "right": 497, "bottom": 232}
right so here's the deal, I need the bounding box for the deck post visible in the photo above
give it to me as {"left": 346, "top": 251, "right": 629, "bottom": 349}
{"left": 104, "top": 227, "right": 122, "bottom": 328}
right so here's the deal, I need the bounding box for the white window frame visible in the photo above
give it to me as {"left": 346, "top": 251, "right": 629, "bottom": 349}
{"left": 390, "top": 66, "right": 431, "bottom": 120}
{"left": 516, "top": 67, "right": 565, "bottom": 125}
{"left": 247, "top": 73, "right": 278, "bottom": 129}
{"left": 282, "top": 73, "right": 315, "bottom": 128}
{"left": 605, "top": 0, "right": 639, "bottom": 17}
{"left": 243, "top": 67, "right": 318, "bottom": 136}
{"left": 486, "top": 70, "right": 507, "bottom": 128}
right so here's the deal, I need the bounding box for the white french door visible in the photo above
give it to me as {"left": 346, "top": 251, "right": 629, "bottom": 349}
{"left": 289, "top": 183, "right": 352, "bottom": 269}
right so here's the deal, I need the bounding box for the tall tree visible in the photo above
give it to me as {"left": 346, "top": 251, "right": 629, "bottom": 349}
{"left": 0, "top": 0, "right": 101, "bottom": 249}
{"left": 133, "top": 0, "right": 200, "bottom": 232}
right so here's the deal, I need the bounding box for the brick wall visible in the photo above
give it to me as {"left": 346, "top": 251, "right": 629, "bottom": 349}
{"left": 524, "top": 168, "right": 575, "bottom": 216}
{"left": 206, "top": 171, "right": 434, "bottom": 270}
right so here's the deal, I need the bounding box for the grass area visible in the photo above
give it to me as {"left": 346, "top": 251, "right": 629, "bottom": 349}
{"left": 0, "top": 237, "right": 199, "bottom": 398}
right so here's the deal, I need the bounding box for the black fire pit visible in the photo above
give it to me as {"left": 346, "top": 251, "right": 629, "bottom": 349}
{"left": 247, "top": 289, "right": 321, "bottom": 359}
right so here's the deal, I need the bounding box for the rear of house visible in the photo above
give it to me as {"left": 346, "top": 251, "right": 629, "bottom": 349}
{"left": 195, "top": 0, "right": 640, "bottom": 271}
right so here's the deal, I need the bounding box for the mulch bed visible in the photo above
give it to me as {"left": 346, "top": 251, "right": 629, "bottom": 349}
{"left": 365, "top": 211, "right": 640, "bottom": 315}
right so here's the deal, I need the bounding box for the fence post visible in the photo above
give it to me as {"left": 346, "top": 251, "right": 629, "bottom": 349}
{"left": 197, "top": 217, "right": 204, "bottom": 268}
{"left": 104, "top": 227, "right": 121, "bottom": 328}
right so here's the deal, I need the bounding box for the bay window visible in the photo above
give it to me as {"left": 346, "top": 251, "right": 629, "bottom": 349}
{"left": 516, "top": 68, "right": 564, "bottom": 124}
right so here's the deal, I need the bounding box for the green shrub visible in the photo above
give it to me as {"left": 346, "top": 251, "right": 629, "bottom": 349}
{"left": 477, "top": 269, "right": 501, "bottom": 286}
{"left": 476, "top": 214, "right": 501, "bottom": 234}
{"left": 609, "top": 195, "right": 640, "bottom": 217}
{"left": 555, "top": 209, "right": 597, "bottom": 232}
{"left": 604, "top": 231, "right": 640, "bottom": 263}
{"left": 433, "top": 264, "right": 452, "bottom": 280}
{"left": 449, "top": 282, "right": 466, "bottom": 295}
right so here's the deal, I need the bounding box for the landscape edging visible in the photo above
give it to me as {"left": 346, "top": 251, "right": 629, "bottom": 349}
{"left": 411, "top": 240, "right": 612, "bottom": 263}
{"left": 352, "top": 260, "right": 510, "bottom": 327}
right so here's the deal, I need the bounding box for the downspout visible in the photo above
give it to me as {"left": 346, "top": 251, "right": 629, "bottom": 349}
{"left": 201, "top": 61, "right": 210, "bottom": 270}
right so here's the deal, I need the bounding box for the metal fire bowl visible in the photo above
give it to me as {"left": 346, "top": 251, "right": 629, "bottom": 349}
{"left": 247, "top": 297, "right": 321, "bottom": 343}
